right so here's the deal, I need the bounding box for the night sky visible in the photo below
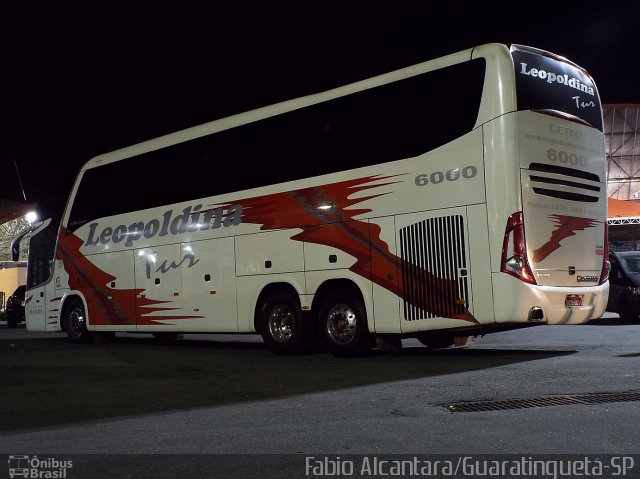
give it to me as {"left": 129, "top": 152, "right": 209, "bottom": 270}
{"left": 2, "top": 2, "right": 638, "bottom": 205}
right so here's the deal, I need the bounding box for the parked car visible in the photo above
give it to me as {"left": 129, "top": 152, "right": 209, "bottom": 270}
{"left": 606, "top": 251, "right": 640, "bottom": 321}
{"left": 5, "top": 285, "right": 26, "bottom": 328}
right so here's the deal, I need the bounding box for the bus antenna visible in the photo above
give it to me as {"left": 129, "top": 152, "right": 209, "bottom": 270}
{"left": 13, "top": 158, "right": 27, "bottom": 201}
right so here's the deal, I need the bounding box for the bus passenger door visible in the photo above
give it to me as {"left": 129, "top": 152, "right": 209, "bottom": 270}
{"left": 26, "top": 283, "right": 48, "bottom": 331}
{"left": 394, "top": 207, "right": 476, "bottom": 334}
{"left": 21, "top": 221, "right": 54, "bottom": 331}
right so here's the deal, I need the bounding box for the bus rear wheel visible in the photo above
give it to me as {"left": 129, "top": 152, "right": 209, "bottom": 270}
{"left": 260, "top": 290, "right": 309, "bottom": 355}
{"left": 319, "top": 290, "right": 371, "bottom": 357}
{"left": 63, "top": 298, "right": 92, "bottom": 344}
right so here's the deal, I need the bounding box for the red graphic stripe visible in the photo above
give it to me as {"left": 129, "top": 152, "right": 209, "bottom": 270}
{"left": 58, "top": 174, "right": 475, "bottom": 325}
{"left": 531, "top": 215, "right": 599, "bottom": 263}
{"left": 58, "top": 227, "right": 203, "bottom": 325}
{"left": 231, "top": 175, "right": 477, "bottom": 323}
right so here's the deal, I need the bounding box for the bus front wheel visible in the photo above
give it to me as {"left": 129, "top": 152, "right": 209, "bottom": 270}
{"left": 260, "top": 290, "right": 309, "bottom": 355}
{"left": 63, "top": 299, "right": 92, "bottom": 344}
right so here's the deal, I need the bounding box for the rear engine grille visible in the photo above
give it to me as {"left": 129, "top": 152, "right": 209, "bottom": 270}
{"left": 444, "top": 390, "right": 640, "bottom": 413}
{"left": 399, "top": 214, "right": 468, "bottom": 321}
{"left": 528, "top": 162, "right": 601, "bottom": 203}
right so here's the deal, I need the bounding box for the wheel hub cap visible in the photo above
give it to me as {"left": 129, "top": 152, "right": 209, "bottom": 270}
{"left": 268, "top": 305, "right": 294, "bottom": 343}
{"left": 69, "top": 308, "right": 85, "bottom": 337}
{"left": 326, "top": 304, "right": 357, "bottom": 345}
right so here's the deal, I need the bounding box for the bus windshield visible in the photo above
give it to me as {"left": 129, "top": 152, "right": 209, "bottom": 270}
{"left": 512, "top": 47, "right": 602, "bottom": 131}
{"left": 26, "top": 175, "right": 74, "bottom": 288}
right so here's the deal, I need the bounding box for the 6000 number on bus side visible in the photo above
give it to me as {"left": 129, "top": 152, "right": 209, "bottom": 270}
{"left": 415, "top": 166, "right": 477, "bottom": 186}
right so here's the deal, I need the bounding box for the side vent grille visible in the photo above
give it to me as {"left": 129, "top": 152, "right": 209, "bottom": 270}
{"left": 528, "top": 163, "right": 601, "bottom": 203}
{"left": 399, "top": 215, "right": 469, "bottom": 321}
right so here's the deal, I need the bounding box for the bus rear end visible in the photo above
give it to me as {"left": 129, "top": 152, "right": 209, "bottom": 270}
{"left": 501, "top": 45, "right": 608, "bottom": 324}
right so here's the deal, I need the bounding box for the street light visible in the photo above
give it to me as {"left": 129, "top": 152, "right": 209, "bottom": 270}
{"left": 25, "top": 211, "right": 37, "bottom": 224}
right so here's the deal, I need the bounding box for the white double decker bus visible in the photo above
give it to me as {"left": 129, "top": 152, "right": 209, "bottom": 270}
{"left": 19, "top": 43, "right": 609, "bottom": 356}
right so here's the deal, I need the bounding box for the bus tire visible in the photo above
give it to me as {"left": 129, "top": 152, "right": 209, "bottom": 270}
{"left": 260, "top": 290, "right": 309, "bottom": 355}
{"left": 63, "top": 298, "right": 92, "bottom": 344}
{"left": 319, "top": 289, "right": 371, "bottom": 357}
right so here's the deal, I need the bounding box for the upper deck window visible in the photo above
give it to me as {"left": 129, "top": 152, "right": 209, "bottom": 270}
{"left": 67, "top": 58, "right": 486, "bottom": 230}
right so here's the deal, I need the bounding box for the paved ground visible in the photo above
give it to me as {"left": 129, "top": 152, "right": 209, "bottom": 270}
{"left": 0, "top": 316, "right": 639, "bottom": 476}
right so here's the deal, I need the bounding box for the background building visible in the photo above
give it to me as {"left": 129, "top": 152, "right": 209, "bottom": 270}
{"left": 605, "top": 104, "right": 640, "bottom": 251}
{"left": 605, "top": 104, "right": 640, "bottom": 200}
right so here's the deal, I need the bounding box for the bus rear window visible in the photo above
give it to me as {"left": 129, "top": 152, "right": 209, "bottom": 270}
{"left": 512, "top": 49, "right": 602, "bottom": 132}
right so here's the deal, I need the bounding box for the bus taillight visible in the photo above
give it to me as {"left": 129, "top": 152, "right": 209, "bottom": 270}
{"left": 501, "top": 211, "right": 536, "bottom": 284}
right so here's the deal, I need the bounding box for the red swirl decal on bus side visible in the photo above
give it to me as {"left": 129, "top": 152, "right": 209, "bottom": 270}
{"left": 57, "top": 229, "right": 204, "bottom": 325}
{"left": 531, "top": 214, "right": 599, "bottom": 263}
{"left": 58, "top": 174, "right": 476, "bottom": 325}
{"left": 231, "top": 175, "right": 477, "bottom": 323}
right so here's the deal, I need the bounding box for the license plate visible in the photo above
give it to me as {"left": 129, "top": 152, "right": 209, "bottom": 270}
{"left": 565, "top": 294, "right": 584, "bottom": 308}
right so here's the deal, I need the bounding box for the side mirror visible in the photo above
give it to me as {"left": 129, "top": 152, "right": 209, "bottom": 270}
{"left": 10, "top": 226, "right": 35, "bottom": 262}
{"left": 11, "top": 239, "right": 20, "bottom": 262}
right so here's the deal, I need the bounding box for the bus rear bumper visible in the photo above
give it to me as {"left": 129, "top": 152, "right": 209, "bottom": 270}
{"left": 492, "top": 273, "right": 609, "bottom": 325}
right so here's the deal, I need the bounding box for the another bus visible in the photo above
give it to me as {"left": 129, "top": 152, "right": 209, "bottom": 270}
{"left": 18, "top": 43, "right": 609, "bottom": 355}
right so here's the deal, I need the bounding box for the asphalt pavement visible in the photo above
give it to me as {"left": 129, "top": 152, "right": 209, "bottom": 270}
{"left": 0, "top": 316, "right": 639, "bottom": 476}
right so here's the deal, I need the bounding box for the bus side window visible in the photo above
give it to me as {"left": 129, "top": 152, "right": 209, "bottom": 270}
{"left": 270, "top": 102, "right": 334, "bottom": 181}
